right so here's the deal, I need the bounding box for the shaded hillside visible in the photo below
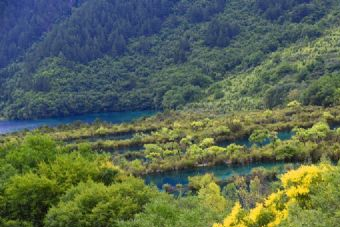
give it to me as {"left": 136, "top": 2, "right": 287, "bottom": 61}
{"left": 0, "top": 0, "right": 86, "bottom": 68}
{"left": 0, "top": 0, "right": 339, "bottom": 119}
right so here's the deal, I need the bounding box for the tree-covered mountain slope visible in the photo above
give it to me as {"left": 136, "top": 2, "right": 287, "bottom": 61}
{"left": 191, "top": 23, "right": 340, "bottom": 112}
{"left": 0, "top": 0, "right": 86, "bottom": 68}
{"left": 0, "top": 0, "right": 339, "bottom": 119}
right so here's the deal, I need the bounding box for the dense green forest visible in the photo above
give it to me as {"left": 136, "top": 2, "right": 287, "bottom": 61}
{"left": 1, "top": 0, "right": 340, "bottom": 119}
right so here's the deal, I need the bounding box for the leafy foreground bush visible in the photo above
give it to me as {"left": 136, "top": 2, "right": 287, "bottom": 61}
{"left": 0, "top": 134, "right": 224, "bottom": 227}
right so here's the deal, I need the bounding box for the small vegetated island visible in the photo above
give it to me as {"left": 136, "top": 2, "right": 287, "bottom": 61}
{"left": 1, "top": 0, "right": 340, "bottom": 227}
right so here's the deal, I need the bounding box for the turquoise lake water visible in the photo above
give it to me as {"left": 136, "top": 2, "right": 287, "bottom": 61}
{"left": 2, "top": 111, "right": 336, "bottom": 189}
{"left": 217, "top": 130, "right": 294, "bottom": 148}
{"left": 145, "top": 162, "right": 287, "bottom": 189}
{"left": 0, "top": 111, "right": 157, "bottom": 134}
{"left": 144, "top": 131, "right": 303, "bottom": 188}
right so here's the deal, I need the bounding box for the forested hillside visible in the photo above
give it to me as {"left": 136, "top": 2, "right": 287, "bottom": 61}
{"left": 1, "top": 0, "right": 340, "bottom": 119}
{"left": 0, "top": 0, "right": 86, "bottom": 68}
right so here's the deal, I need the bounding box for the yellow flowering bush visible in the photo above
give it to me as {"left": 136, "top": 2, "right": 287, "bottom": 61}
{"left": 213, "top": 203, "right": 245, "bottom": 227}
{"left": 213, "top": 164, "right": 333, "bottom": 227}
{"left": 281, "top": 165, "right": 324, "bottom": 199}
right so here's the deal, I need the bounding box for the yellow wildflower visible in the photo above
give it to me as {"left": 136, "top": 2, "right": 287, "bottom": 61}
{"left": 222, "top": 202, "right": 243, "bottom": 227}
{"left": 248, "top": 203, "right": 264, "bottom": 223}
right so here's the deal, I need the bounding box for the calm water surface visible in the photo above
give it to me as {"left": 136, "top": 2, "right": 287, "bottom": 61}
{"left": 145, "top": 162, "right": 287, "bottom": 189}
{"left": 0, "top": 111, "right": 157, "bottom": 134}
{"left": 218, "top": 130, "right": 294, "bottom": 148}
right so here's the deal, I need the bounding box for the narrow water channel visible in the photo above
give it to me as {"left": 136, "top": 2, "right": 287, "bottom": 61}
{"left": 0, "top": 111, "right": 157, "bottom": 134}
{"left": 145, "top": 162, "right": 288, "bottom": 189}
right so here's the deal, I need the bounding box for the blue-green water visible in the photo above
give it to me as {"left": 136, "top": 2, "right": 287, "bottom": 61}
{"left": 113, "top": 130, "right": 295, "bottom": 153}
{"left": 145, "top": 125, "right": 340, "bottom": 189}
{"left": 145, "top": 162, "right": 287, "bottom": 189}
{"left": 218, "top": 130, "right": 294, "bottom": 148}
{"left": 0, "top": 111, "right": 157, "bottom": 134}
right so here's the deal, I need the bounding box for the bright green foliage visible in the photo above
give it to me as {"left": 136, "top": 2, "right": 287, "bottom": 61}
{"left": 191, "top": 121, "right": 205, "bottom": 130}
{"left": 0, "top": 134, "right": 133, "bottom": 227}
{"left": 198, "top": 182, "right": 227, "bottom": 212}
{"left": 207, "top": 146, "right": 226, "bottom": 157}
{"left": 200, "top": 138, "right": 215, "bottom": 148}
{"left": 188, "top": 173, "right": 216, "bottom": 191}
{"left": 250, "top": 129, "right": 270, "bottom": 145}
{"left": 0, "top": 218, "right": 33, "bottom": 227}
{"left": 294, "top": 122, "right": 331, "bottom": 143}
{"left": 23, "top": 105, "right": 340, "bottom": 174}
{"left": 187, "top": 144, "right": 205, "bottom": 162}
{"left": 2, "top": 107, "right": 340, "bottom": 227}
{"left": 226, "top": 144, "right": 245, "bottom": 157}
{"left": 274, "top": 141, "right": 303, "bottom": 161}
{"left": 37, "top": 152, "right": 120, "bottom": 191}
{"left": 44, "top": 178, "right": 158, "bottom": 227}
{"left": 5, "top": 134, "right": 57, "bottom": 172}
{"left": 122, "top": 159, "right": 146, "bottom": 175}
{"left": 287, "top": 100, "right": 301, "bottom": 109}
{"left": 0, "top": 160, "right": 17, "bottom": 191}
{"left": 322, "top": 111, "right": 335, "bottom": 121}
{"left": 144, "top": 144, "right": 164, "bottom": 161}
{"left": 0, "top": 173, "right": 59, "bottom": 227}
{"left": 120, "top": 195, "right": 224, "bottom": 227}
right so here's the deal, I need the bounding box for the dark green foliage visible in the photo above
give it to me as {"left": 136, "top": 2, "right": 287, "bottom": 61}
{"left": 185, "top": 0, "right": 226, "bottom": 23}
{"left": 174, "top": 38, "right": 192, "bottom": 63}
{"left": 254, "top": 0, "right": 333, "bottom": 24}
{"left": 162, "top": 85, "right": 203, "bottom": 109}
{"left": 255, "top": 0, "right": 311, "bottom": 21}
{"left": 204, "top": 19, "right": 240, "bottom": 47}
{"left": 0, "top": 0, "right": 339, "bottom": 119}
{"left": 0, "top": 0, "right": 85, "bottom": 68}
{"left": 265, "top": 83, "right": 298, "bottom": 108}
{"left": 27, "top": 0, "right": 178, "bottom": 65}
{"left": 303, "top": 74, "right": 340, "bottom": 106}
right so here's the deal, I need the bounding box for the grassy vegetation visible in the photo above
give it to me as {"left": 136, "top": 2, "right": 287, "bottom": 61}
{"left": 2, "top": 105, "right": 340, "bottom": 175}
